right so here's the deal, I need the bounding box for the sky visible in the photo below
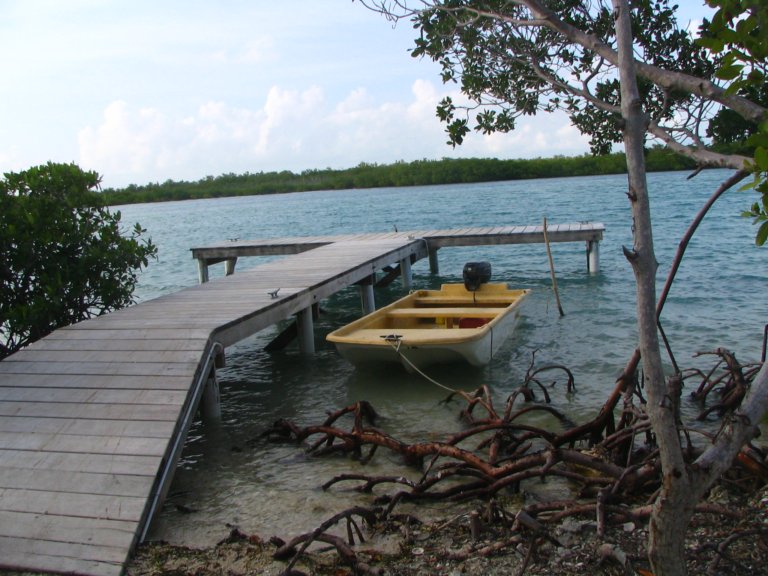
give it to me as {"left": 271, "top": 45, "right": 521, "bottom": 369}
{"left": 0, "top": 0, "right": 713, "bottom": 189}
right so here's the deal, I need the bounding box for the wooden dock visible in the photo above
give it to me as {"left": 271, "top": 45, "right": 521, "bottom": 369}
{"left": 191, "top": 222, "right": 605, "bottom": 282}
{"left": 0, "top": 223, "right": 602, "bottom": 576}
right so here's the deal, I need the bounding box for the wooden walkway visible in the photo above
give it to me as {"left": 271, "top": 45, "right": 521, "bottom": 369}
{"left": 0, "top": 223, "right": 603, "bottom": 576}
{"left": 0, "top": 237, "right": 428, "bottom": 576}
{"left": 191, "top": 222, "right": 605, "bottom": 280}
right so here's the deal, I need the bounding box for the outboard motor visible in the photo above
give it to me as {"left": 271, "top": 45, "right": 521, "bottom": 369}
{"left": 463, "top": 261, "right": 492, "bottom": 291}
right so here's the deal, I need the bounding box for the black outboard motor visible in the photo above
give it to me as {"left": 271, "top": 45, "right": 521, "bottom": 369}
{"left": 463, "top": 261, "right": 492, "bottom": 291}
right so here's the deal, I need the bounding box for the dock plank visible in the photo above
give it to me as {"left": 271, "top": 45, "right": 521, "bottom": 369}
{"left": 0, "top": 360, "right": 200, "bottom": 377}
{"left": 0, "top": 509, "right": 137, "bottom": 555}
{"left": 0, "top": 467, "right": 154, "bottom": 498}
{"left": 0, "top": 535, "right": 125, "bottom": 576}
{"left": 0, "top": 431, "right": 169, "bottom": 457}
{"left": 26, "top": 337, "right": 209, "bottom": 352}
{"left": 51, "top": 327, "right": 213, "bottom": 340}
{"left": 0, "top": 373, "right": 193, "bottom": 391}
{"left": 0, "top": 401, "right": 182, "bottom": 421}
{"left": 0, "top": 386, "right": 187, "bottom": 405}
{"left": 0, "top": 416, "right": 174, "bottom": 438}
{"left": 0, "top": 487, "right": 147, "bottom": 522}
{"left": 4, "top": 348, "right": 205, "bottom": 365}
{"left": 0, "top": 449, "right": 160, "bottom": 476}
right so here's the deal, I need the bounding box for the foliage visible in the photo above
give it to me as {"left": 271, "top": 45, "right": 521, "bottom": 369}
{"left": 406, "top": 0, "right": 715, "bottom": 153}
{"left": 361, "top": 0, "right": 767, "bottom": 242}
{"left": 706, "top": 82, "right": 767, "bottom": 146}
{"left": 700, "top": 0, "right": 768, "bottom": 244}
{"left": 101, "top": 149, "right": 694, "bottom": 205}
{"left": 0, "top": 162, "right": 157, "bottom": 359}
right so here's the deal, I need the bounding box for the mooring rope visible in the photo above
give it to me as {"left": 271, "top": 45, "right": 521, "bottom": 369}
{"left": 384, "top": 324, "right": 498, "bottom": 395}
{"left": 384, "top": 336, "right": 459, "bottom": 393}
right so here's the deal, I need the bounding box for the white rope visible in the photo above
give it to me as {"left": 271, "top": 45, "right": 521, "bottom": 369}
{"left": 385, "top": 337, "right": 459, "bottom": 394}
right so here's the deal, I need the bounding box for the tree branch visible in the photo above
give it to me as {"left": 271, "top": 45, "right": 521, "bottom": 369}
{"left": 647, "top": 120, "right": 752, "bottom": 169}
{"left": 512, "top": 0, "right": 767, "bottom": 123}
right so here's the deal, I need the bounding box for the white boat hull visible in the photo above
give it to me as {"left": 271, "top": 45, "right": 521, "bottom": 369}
{"left": 327, "top": 283, "right": 529, "bottom": 371}
{"left": 334, "top": 307, "right": 523, "bottom": 370}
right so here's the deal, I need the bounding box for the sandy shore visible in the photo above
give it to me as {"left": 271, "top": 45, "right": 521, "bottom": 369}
{"left": 123, "top": 483, "right": 768, "bottom": 576}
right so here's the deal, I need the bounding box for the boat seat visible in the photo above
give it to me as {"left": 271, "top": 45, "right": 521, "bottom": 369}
{"left": 411, "top": 291, "right": 528, "bottom": 307}
{"left": 386, "top": 307, "right": 503, "bottom": 318}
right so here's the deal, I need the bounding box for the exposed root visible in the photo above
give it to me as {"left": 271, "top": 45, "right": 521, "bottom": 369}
{"left": 271, "top": 506, "right": 381, "bottom": 575}
{"left": 687, "top": 349, "right": 762, "bottom": 420}
{"left": 258, "top": 350, "right": 765, "bottom": 575}
{"left": 696, "top": 527, "right": 768, "bottom": 575}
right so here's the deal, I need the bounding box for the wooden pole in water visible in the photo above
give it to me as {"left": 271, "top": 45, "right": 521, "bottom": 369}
{"left": 196, "top": 258, "right": 210, "bottom": 284}
{"left": 360, "top": 275, "right": 376, "bottom": 314}
{"left": 297, "top": 307, "right": 315, "bottom": 355}
{"left": 543, "top": 217, "right": 565, "bottom": 316}
{"left": 201, "top": 368, "right": 222, "bottom": 422}
{"left": 400, "top": 256, "right": 413, "bottom": 289}
{"left": 428, "top": 247, "right": 440, "bottom": 274}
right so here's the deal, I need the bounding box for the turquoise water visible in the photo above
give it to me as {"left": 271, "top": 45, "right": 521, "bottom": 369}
{"left": 118, "top": 170, "right": 767, "bottom": 544}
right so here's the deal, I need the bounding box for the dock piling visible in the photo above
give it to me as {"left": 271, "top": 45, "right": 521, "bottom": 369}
{"left": 201, "top": 369, "right": 222, "bottom": 422}
{"left": 587, "top": 240, "right": 600, "bottom": 274}
{"left": 359, "top": 275, "right": 376, "bottom": 314}
{"left": 297, "top": 307, "right": 315, "bottom": 355}
{"left": 400, "top": 256, "right": 413, "bottom": 289}
{"left": 428, "top": 246, "right": 440, "bottom": 274}
{"left": 197, "top": 259, "right": 210, "bottom": 283}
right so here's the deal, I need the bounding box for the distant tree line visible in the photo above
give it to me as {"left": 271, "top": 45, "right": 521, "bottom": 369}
{"left": 100, "top": 147, "right": 696, "bottom": 205}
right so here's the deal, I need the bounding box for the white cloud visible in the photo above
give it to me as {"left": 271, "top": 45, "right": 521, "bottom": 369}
{"left": 78, "top": 101, "right": 168, "bottom": 177}
{"left": 336, "top": 88, "right": 375, "bottom": 115}
{"left": 555, "top": 122, "right": 590, "bottom": 150}
{"left": 239, "top": 37, "right": 278, "bottom": 64}
{"left": 77, "top": 77, "right": 591, "bottom": 188}
{"left": 408, "top": 79, "right": 442, "bottom": 119}
{"left": 255, "top": 85, "right": 325, "bottom": 155}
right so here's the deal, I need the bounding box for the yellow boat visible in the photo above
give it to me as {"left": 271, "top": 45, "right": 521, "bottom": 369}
{"left": 326, "top": 282, "right": 530, "bottom": 371}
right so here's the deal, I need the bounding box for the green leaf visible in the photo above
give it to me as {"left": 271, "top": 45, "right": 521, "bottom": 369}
{"left": 747, "top": 132, "right": 768, "bottom": 148}
{"left": 697, "top": 36, "right": 724, "bottom": 52}
{"left": 755, "top": 147, "right": 768, "bottom": 171}
{"left": 757, "top": 220, "right": 768, "bottom": 246}
{"left": 715, "top": 64, "right": 744, "bottom": 80}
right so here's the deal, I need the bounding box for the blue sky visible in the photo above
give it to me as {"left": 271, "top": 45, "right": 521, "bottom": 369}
{"left": 0, "top": 0, "right": 713, "bottom": 188}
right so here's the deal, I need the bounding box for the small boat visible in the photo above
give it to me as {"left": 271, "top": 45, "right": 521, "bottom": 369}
{"left": 327, "top": 263, "right": 529, "bottom": 371}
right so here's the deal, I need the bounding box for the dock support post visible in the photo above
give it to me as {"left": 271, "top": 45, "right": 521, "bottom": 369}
{"left": 587, "top": 240, "right": 600, "bottom": 274}
{"left": 428, "top": 247, "right": 440, "bottom": 274}
{"left": 297, "top": 307, "right": 315, "bottom": 355}
{"left": 224, "top": 257, "right": 237, "bottom": 276}
{"left": 359, "top": 275, "right": 376, "bottom": 314}
{"left": 400, "top": 257, "right": 413, "bottom": 289}
{"left": 197, "top": 259, "right": 210, "bottom": 284}
{"left": 201, "top": 369, "right": 221, "bottom": 422}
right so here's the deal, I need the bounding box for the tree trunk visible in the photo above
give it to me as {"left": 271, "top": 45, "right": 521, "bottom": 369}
{"left": 612, "top": 1, "right": 691, "bottom": 574}
{"left": 646, "top": 475, "right": 696, "bottom": 572}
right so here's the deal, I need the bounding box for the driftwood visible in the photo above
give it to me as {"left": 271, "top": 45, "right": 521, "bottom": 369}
{"left": 260, "top": 352, "right": 765, "bottom": 575}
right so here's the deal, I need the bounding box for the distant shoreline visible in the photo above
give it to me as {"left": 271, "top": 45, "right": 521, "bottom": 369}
{"left": 100, "top": 148, "right": 696, "bottom": 206}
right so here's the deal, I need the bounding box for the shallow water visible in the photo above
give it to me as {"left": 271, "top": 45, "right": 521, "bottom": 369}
{"left": 117, "top": 170, "right": 767, "bottom": 545}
